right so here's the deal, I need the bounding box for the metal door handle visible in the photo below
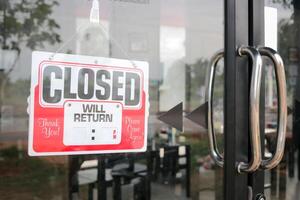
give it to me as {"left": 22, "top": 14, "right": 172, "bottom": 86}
{"left": 237, "top": 46, "right": 262, "bottom": 173}
{"left": 258, "top": 47, "right": 287, "bottom": 170}
{"left": 205, "top": 50, "right": 224, "bottom": 167}
{"left": 206, "top": 47, "right": 263, "bottom": 172}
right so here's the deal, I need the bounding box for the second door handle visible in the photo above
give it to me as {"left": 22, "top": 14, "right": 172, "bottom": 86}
{"left": 206, "top": 46, "right": 287, "bottom": 173}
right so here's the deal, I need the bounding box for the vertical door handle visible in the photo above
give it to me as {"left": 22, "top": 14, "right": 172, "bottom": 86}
{"left": 205, "top": 50, "right": 224, "bottom": 167}
{"left": 258, "top": 47, "right": 287, "bottom": 170}
{"left": 206, "top": 47, "right": 263, "bottom": 172}
{"left": 237, "top": 46, "right": 262, "bottom": 173}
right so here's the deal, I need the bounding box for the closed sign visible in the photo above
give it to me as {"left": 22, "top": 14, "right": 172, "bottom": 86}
{"left": 29, "top": 51, "right": 149, "bottom": 156}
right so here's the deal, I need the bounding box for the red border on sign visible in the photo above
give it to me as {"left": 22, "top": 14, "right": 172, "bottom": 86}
{"left": 32, "top": 85, "right": 146, "bottom": 153}
{"left": 31, "top": 57, "right": 147, "bottom": 154}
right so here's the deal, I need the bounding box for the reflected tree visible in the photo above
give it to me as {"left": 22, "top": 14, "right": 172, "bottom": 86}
{"left": 186, "top": 59, "right": 208, "bottom": 111}
{"left": 278, "top": 18, "right": 296, "bottom": 98}
{"left": 276, "top": 2, "right": 300, "bottom": 106}
{"left": 0, "top": 0, "right": 61, "bottom": 129}
{"left": 0, "top": 0, "right": 61, "bottom": 72}
{"left": 187, "top": 58, "right": 224, "bottom": 110}
{"left": 274, "top": 0, "right": 300, "bottom": 181}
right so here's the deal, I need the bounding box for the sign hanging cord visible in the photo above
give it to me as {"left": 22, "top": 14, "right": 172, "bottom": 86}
{"left": 49, "top": 0, "right": 137, "bottom": 68}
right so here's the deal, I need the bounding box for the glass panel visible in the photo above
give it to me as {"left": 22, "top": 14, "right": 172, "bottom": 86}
{"left": 0, "top": 0, "right": 224, "bottom": 199}
{"left": 264, "top": 1, "right": 300, "bottom": 199}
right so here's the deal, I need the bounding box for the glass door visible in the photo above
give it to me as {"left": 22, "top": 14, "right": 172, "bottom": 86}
{"left": 4, "top": 0, "right": 289, "bottom": 199}
{"left": 262, "top": 1, "right": 300, "bottom": 199}
{"left": 0, "top": 0, "right": 229, "bottom": 199}
{"left": 233, "top": 0, "right": 300, "bottom": 199}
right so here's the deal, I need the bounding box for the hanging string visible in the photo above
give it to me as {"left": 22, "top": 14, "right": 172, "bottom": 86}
{"left": 96, "top": 18, "right": 138, "bottom": 68}
{"left": 49, "top": 0, "right": 137, "bottom": 68}
{"left": 49, "top": 23, "right": 88, "bottom": 60}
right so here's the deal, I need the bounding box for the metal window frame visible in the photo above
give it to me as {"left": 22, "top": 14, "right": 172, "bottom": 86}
{"left": 224, "top": 0, "right": 265, "bottom": 199}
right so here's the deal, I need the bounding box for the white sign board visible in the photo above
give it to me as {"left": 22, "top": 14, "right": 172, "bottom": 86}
{"left": 29, "top": 51, "right": 149, "bottom": 156}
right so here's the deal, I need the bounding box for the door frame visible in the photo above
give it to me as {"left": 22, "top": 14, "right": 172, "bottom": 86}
{"left": 224, "top": 0, "right": 265, "bottom": 199}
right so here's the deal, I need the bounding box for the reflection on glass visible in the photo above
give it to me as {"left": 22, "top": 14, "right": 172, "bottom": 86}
{"left": 0, "top": 0, "right": 224, "bottom": 199}
{"left": 264, "top": 0, "right": 300, "bottom": 199}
